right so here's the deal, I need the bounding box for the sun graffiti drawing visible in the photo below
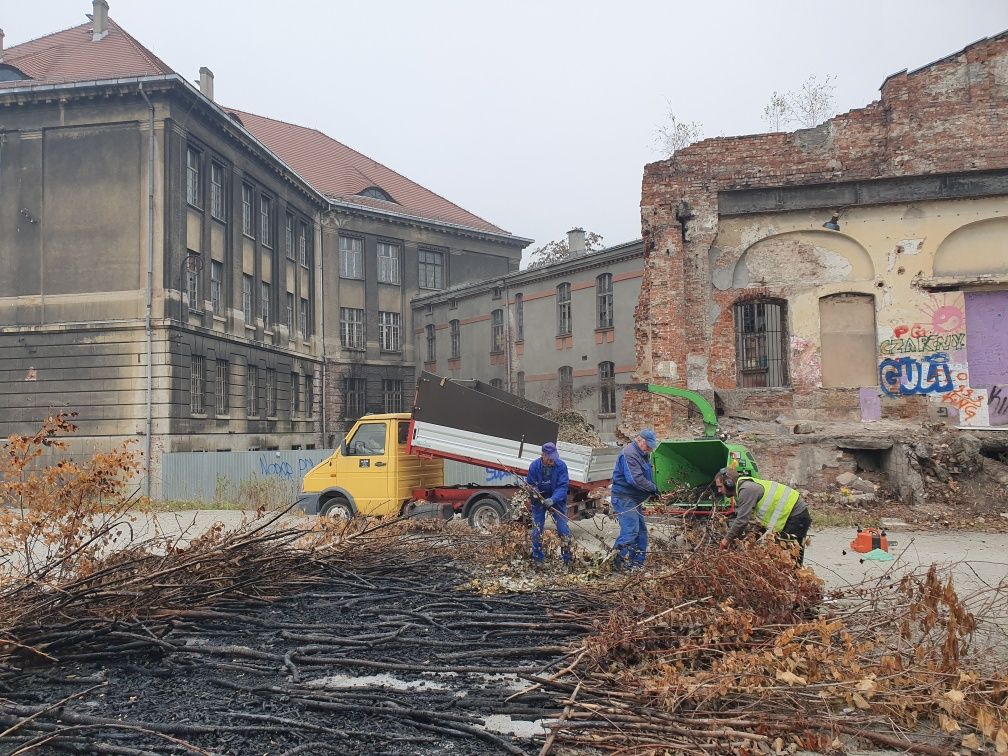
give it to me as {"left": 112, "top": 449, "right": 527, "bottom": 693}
{"left": 918, "top": 294, "right": 964, "bottom": 334}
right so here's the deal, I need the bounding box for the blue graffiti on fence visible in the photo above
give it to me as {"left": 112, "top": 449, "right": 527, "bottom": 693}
{"left": 879, "top": 352, "right": 954, "bottom": 397}
{"left": 485, "top": 467, "right": 511, "bottom": 483}
{"left": 258, "top": 455, "right": 318, "bottom": 481}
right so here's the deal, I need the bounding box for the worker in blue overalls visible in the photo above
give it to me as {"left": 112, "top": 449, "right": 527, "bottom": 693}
{"left": 610, "top": 429, "right": 659, "bottom": 570}
{"left": 526, "top": 442, "right": 572, "bottom": 566}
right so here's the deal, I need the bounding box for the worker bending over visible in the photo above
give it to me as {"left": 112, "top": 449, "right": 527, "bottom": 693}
{"left": 610, "top": 429, "right": 659, "bottom": 570}
{"left": 714, "top": 468, "right": 812, "bottom": 565}
{"left": 526, "top": 442, "right": 572, "bottom": 566}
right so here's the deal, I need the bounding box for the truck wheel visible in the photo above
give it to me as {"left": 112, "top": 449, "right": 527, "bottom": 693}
{"left": 467, "top": 498, "right": 504, "bottom": 533}
{"left": 321, "top": 496, "right": 353, "bottom": 520}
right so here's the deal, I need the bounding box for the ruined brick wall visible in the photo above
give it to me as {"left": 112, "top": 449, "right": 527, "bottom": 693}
{"left": 628, "top": 32, "right": 1008, "bottom": 436}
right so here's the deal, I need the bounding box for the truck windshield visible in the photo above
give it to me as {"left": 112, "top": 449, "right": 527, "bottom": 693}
{"left": 345, "top": 423, "right": 386, "bottom": 456}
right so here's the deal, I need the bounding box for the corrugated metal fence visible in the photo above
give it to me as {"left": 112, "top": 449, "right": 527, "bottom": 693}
{"left": 159, "top": 451, "right": 496, "bottom": 504}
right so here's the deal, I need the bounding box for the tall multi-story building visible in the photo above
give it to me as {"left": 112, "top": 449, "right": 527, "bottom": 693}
{"left": 412, "top": 231, "right": 644, "bottom": 441}
{"left": 0, "top": 2, "right": 529, "bottom": 485}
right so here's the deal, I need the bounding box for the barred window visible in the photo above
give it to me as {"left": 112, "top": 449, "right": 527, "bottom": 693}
{"left": 290, "top": 372, "right": 300, "bottom": 418}
{"left": 299, "top": 298, "right": 310, "bottom": 340}
{"left": 382, "top": 379, "right": 404, "bottom": 413}
{"left": 734, "top": 300, "right": 789, "bottom": 388}
{"left": 597, "top": 273, "right": 613, "bottom": 329}
{"left": 260, "top": 282, "right": 271, "bottom": 328}
{"left": 216, "top": 360, "right": 229, "bottom": 415}
{"left": 418, "top": 248, "right": 444, "bottom": 290}
{"left": 556, "top": 283, "right": 572, "bottom": 336}
{"left": 340, "top": 236, "right": 363, "bottom": 279}
{"left": 265, "top": 368, "right": 277, "bottom": 416}
{"left": 344, "top": 377, "right": 367, "bottom": 419}
{"left": 190, "top": 355, "right": 205, "bottom": 415}
{"left": 514, "top": 293, "right": 524, "bottom": 340}
{"left": 210, "top": 260, "right": 223, "bottom": 316}
{"left": 247, "top": 365, "right": 258, "bottom": 417}
{"left": 186, "top": 146, "right": 201, "bottom": 207}
{"left": 450, "top": 319, "right": 461, "bottom": 359}
{"left": 599, "top": 361, "right": 616, "bottom": 414}
{"left": 186, "top": 265, "right": 201, "bottom": 313}
{"left": 377, "top": 241, "right": 400, "bottom": 284}
{"left": 558, "top": 365, "right": 573, "bottom": 410}
{"left": 241, "top": 184, "right": 254, "bottom": 237}
{"left": 210, "top": 162, "right": 225, "bottom": 220}
{"left": 242, "top": 275, "right": 253, "bottom": 323}
{"left": 491, "top": 309, "right": 505, "bottom": 353}
{"left": 305, "top": 373, "right": 315, "bottom": 418}
{"left": 425, "top": 324, "right": 436, "bottom": 363}
{"left": 340, "top": 307, "right": 365, "bottom": 350}
{"left": 260, "top": 195, "right": 273, "bottom": 247}
{"left": 379, "top": 311, "right": 401, "bottom": 352}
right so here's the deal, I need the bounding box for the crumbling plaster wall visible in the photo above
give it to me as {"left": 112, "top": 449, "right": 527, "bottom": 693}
{"left": 630, "top": 31, "right": 1008, "bottom": 438}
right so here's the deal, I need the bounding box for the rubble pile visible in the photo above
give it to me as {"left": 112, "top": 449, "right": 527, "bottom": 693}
{"left": 544, "top": 409, "right": 605, "bottom": 446}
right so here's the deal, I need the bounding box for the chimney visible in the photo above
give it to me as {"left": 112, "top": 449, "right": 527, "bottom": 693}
{"left": 567, "top": 227, "right": 587, "bottom": 257}
{"left": 92, "top": 0, "right": 109, "bottom": 41}
{"left": 0, "top": 29, "right": 5, "bottom": 62}
{"left": 199, "top": 67, "right": 214, "bottom": 100}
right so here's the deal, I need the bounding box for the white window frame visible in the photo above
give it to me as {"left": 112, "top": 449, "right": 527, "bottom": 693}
{"left": 377, "top": 241, "right": 401, "bottom": 284}
{"left": 340, "top": 236, "right": 364, "bottom": 279}
{"left": 260, "top": 195, "right": 273, "bottom": 247}
{"left": 556, "top": 283, "right": 572, "bottom": 336}
{"left": 379, "top": 311, "right": 401, "bottom": 352}
{"left": 491, "top": 309, "right": 505, "bottom": 353}
{"left": 299, "top": 298, "right": 310, "bottom": 340}
{"left": 210, "top": 162, "right": 225, "bottom": 220}
{"left": 340, "top": 307, "right": 365, "bottom": 350}
{"left": 186, "top": 146, "right": 202, "bottom": 207}
{"left": 597, "top": 273, "right": 614, "bottom": 329}
{"left": 261, "top": 281, "right": 271, "bottom": 328}
{"left": 242, "top": 274, "right": 253, "bottom": 323}
{"left": 210, "top": 260, "right": 223, "bottom": 316}
{"left": 241, "top": 184, "right": 254, "bottom": 237}
{"left": 450, "top": 319, "right": 461, "bottom": 359}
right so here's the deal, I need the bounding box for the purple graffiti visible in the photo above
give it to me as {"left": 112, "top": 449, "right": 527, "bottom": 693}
{"left": 989, "top": 385, "right": 1008, "bottom": 427}
{"left": 879, "top": 353, "right": 954, "bottom": 397}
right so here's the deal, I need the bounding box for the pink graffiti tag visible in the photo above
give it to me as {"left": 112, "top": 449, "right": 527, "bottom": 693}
{"left": 930, "top": 305, "right": 964, "bottom": 334}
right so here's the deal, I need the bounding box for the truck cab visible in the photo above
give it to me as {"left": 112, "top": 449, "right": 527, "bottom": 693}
{"left": 298, "top": 413, "right": 443, "bottom": 518}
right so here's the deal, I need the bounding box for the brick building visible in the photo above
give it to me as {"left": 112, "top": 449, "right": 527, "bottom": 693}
{"left": 412, "top": 231, "right": 644, "bottom": 441}
{"left": 631, "top": 32, "right": 1008, "bottom": 439}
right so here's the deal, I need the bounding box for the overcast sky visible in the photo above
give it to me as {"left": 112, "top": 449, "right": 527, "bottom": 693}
{"left": 6, "top": 1, "right": 1008, "bottom": 262}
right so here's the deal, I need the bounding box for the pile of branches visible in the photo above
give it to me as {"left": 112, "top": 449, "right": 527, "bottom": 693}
{"left": 519, "top": 540, "right": 1008, "bottom": 754}
{"left": 544, "top": 410, "right": 605, "bottom": 447}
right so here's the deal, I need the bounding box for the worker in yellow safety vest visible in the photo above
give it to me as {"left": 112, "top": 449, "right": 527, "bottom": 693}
{"left": 714, "top": 468, "right": 812, "bottom": 565}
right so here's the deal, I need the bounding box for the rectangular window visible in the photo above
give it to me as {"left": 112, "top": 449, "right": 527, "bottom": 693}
{"left": 247, "top": 365, "right": 258, "bottom": 417}
{"left": 286, "top": 292, "right": 294, "bottom": 333}
{"left": 285, "top": 214, "right": 295, "bottom": 259}
{"left": 210, "top": 260, "right": 223, "bottom": 316}
{"left": 305, "top": 373, "right": 314, "bottom": 418}
{"left": 299, "top": 298, "right": 310, "bottom": 340}
{"left": 242, "top": 274, "right": 253, "bottom": 323}
{"left": 557, "top": 283, "right": 572, "bottom": 336}
{"left": 186, "top": 146, "right": 201, "bottom": 207}
{"left": 261, "top": 281, "right": 271, "bottom": 328}
{"left": 491, "top": 309, "right": 505, "bottom": 353}
{"left": 377, "top": 241, "right": 400, "bottom": 284}
{"left": 291, "top": 373, "right": 299, "bottom": 418}
{"left": 186, "top": 266, "right": 201, "bottom": 313}
{"left": 382, "top": 379, "right": 403, "bottom": 413}
{"left": 298, "top": 223, "right": 308, "bottom": 267}
{"left": 340, "top": 307, "right": 365, "bottom": 350}
{"left": 418, "top": 248, "right": 444, "bottom": 289}
{"left": 344, "top": 377, "right": 366, "bottom": 419}
{"left": 260, "top": 195, "right": 273, "bottom": 247}
{"left": 450, "top": 319, "right": 460, "bottom": 359}
{"left": 216, "top": 360, "right": 229, "bottom": 415}
{"left": 210, "top": 162, "right": 225, "bottom": 220}
{"left": 190, "top": 355, "right": 205, "bottom": 414}
{"left": 599, "top": 361, "right": 616, "bottom": 414}
{"left": 265, "top": 368, "right": 277, "bottom": 416}
{"left": 734, "top": 300, "right": 789, "bottom": 388}
{"left": 340, "top": 236, "right": 364, "bottom": 279}
{"left": 516, "top": 370, "right": 526, "bottom": 398}
{"left": 379, "top": 311, "right": 401, "bottom": 352}
{"left": 490, "top": 378, "right": 504, "bottom": 389}
{"left": 559, "top": 365, "right": 573, "bottom": 410}
{"left": 597, "top": 273, "right": 614, "bottom": 329}
{"left": 425, "top": 324, "right": 436, "bottom": 363}
{"left": 514, "top": 293, "right": 524, "bottom": 340}
{"left": 242, "top": 184, "right": 254, "bottom": 237}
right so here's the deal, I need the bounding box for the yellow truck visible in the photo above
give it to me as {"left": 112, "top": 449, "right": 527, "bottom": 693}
{"left": 296, "top": 372, "right": 618, "bottom": 529}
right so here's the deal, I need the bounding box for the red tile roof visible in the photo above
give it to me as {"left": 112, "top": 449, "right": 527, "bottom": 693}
{"left": 226, "top": 108, "right": 508, "bottom": 235}
{"left": 2, "top": 16, "right": 515, "bottom": 238}
{"left": 1, "top": 19, "right": 173, "bottom": 87}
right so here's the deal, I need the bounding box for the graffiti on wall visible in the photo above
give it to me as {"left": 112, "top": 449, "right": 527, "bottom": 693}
{"left": 879, "top": 331, "right": 965, "bottom": 355}
{"left": 989, "top": 385, "right": 1008, "bottom": 427}
{"left": 258, "top": 455, "right": 317, "bottom": 481}
{"left": 879, "top": 352, "right": 954, "bottom": 397}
